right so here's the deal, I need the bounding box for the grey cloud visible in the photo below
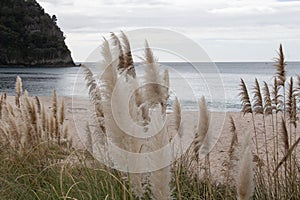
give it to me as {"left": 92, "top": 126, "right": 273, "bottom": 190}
{"left": 37, "top": 0, "right": 300, "bottom": 61}
{"left": 38, "top": 0, "right": 74, "bottom": 6}
{"left": 277, "top": 0, "right": 300, "bottom": 1}
{"left": 39, "top": 0, "right": 300, "bottom": 33}
{"left": 60, "top": 7, "right": 300, "bottom": 34}
{"left": 100, "top": 0, "right": 171, "bottom": 6}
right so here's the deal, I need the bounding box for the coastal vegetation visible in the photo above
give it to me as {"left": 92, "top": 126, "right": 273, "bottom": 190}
{"left": 0, "top": 33, "right": 299, "bottom": 199}
{"left": 0, "top": 0, "right": 75, "bottom": 66}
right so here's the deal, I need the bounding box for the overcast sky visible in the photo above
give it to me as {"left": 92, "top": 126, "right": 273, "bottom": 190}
{"left": 38, "top": 0, "right": 300, "bottom": 62}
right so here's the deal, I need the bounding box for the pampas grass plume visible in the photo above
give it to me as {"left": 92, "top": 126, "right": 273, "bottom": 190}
{"left": 143, "top": 40, "right": 165, "bottom": 108}
{"left": 52, "top": 89, "right": 57, "bottom": 118}
{"left": 263, "top": 81, "right": 273, "bottom": 115}
{"left": 239, "top": 79, "right": 252, "bottom": 115}
{"left": 101, "top": 38, "right": 117, "bottom": 99}
{"left": 24, "top": 89, "right": 29, "bottom": 97}
{"left": 253, "top": 78, "right": 263, "bottom": 114}
{"left": 35, "top": 96, "right": 41, "bottom": 114}
{"left": 236, "top": 134, "right": 254, "bottom": 200}
{"left": 163, "top": 69, "right": 169, "bottom": 89}
{"left": 120, "top": 31, "right": 136, "bottom": 77}
{"left": 173, "top": 96, "right": 182, "bottom": 137}
{"left": 144, "top": 40, "right": 155, "bottom": 64}
{"left": 111, "top": 32, "right": 125, "bottom": 71}
{"left": 192, "top": 96, "right": 210, "bottom": 161}
{"left": 16, "top": 76, "right": 22, "bottom": 95}
{"left": 41, "top": 104, "right": 47, "bottom": 132}
{"left": 15, "top": 76, "right": 22, "bottom": 107}
{"left": 60, "top": 98, "right": 65, "bottom": 125}
{"left": 274, "top": 44, "right": 286, "bottom": 86}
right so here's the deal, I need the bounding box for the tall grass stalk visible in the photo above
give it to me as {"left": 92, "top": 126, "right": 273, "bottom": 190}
{"left": 240, "top": 44, "right": 300, "bottom": 199}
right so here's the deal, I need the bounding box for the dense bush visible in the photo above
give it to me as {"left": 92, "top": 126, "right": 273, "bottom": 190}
{"left": 0, "top": 0, "right": 74, "bottom": 66}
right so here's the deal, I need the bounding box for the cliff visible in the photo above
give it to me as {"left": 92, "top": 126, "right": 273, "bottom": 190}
{"left": 0, "top": 0, "right": 75, "bottom": 66}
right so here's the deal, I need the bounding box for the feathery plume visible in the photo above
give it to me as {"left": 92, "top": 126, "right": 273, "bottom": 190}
{"left": 60, "top": 98, "right": 65, "bottom": 125}
{"left": 35, "top": 96, "right": 41, "bottom": 114}
{"left": 143, "top": 40, "right": 166, "bottom": 109}
{"left": 52, "top": 89, "right": 57, "bottom": 118}
{"left": 274, "top": 44, "right": 286, "bottom": 87}
{"left": 163, "top": 69, "right": 169, "bottom": 89}
{"left": 252, "top": 78, "right": 263, "bottom": 114}
{"left": 163, "top": 69, "right": 170, "bottom": 107}
{"left": 144, "top": 40, "right": 156, "bottom": 64}
{"left": 21, "top": 98, "right": 35, "bottom": 147}
{"left": 30, "top": 99, "right": 38, "bottom": 137}
{"left": 173, "top": 97, "right": 182, "bottom": 136}
{"left": 52, "top": 90, "right": 60, "bottom": 144}
{"left": 8, "top": 113, "right": 20, "bottom": 149}
{"left": 23, "top": 96, "right": 37, "bottom": 132}
{"left": 111, "top": 32, "right": 125, "bottom": 72}
{"left": 263, "top": 81, "right": 273, "bottom": 115}
{"left": 24, "top": 89, "right": 29, "bottom": 97}
{"left": 55, "top": 116, "right": 60, "bottom": 145}
{"left": 120, "top": 31, "right": 133, "bottom": 68}
{"left": 102, "top": 37, "right": 113, "bottom": 67}
{"left": 41, "top": 104, "right": 47, "bottom": 132}
{"left": 120, "top": 31, "right": 136, "bottom": 77}
{"left": 272, "top": 78, "right": 282, "bottom": 113}
{"left": 239, "top": 79, "right": 252, "bottom": 115}
{"left": 192, "top": 96, "right": 210, "bottom": 162}
{"left": 101, "top": 38, "right": 117, "bottom": 100}
{"left": 286, "top": 77, "right": 297, "bottom": 127}
{"left": 236, "top": 134, "right": 254, "bottom": 200}
{"left": 82, "top": 65, "right": 101, "bottom": 102}
{"left": 297, "top": 75, "right": 300, "bottom": 92}
{"left": 82, "top": 64, "right": 105, "bottom": 132}
{"left": 15, "top": 76, "right": 22, "bottom": 107}
{"left": 49, "top": 112, "right": 54, "bottom": 141}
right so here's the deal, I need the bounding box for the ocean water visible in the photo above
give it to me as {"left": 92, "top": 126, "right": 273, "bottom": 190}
{"left": 0, "top": 62, "right": 299, "bottom": 112}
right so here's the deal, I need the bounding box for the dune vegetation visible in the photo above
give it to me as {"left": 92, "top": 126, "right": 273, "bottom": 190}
{"left": 0, "top": 33, "right": 299, "bottom": 199}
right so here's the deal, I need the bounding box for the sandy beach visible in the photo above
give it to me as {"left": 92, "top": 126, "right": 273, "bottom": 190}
{"left": 6, "top": 95, "right": 298, "bottom": 181}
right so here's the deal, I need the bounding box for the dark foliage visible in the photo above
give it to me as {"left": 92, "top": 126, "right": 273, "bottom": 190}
{"left": 0, "top": 0, "right": 75, "bottom": 66}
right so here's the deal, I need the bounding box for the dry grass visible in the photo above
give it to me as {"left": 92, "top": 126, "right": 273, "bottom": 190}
{"left": 0, "top": 77, "right": 72, "bottom": 155}
{"left": 237, "top": 44, "right": 300, "bottom": 199}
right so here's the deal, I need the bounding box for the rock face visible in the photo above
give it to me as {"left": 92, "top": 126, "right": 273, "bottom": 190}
{"left": 0, "top": 0, "right": 75, "bottom": 66}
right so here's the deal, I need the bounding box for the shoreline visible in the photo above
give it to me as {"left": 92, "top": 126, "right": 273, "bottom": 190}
{"left": 0, "top": 63, "right": 80, "bottom": 68}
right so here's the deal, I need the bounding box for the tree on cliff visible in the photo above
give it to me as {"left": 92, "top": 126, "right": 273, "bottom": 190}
{"left": 0, "top": 0, "right": 75, "bottom": 66}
